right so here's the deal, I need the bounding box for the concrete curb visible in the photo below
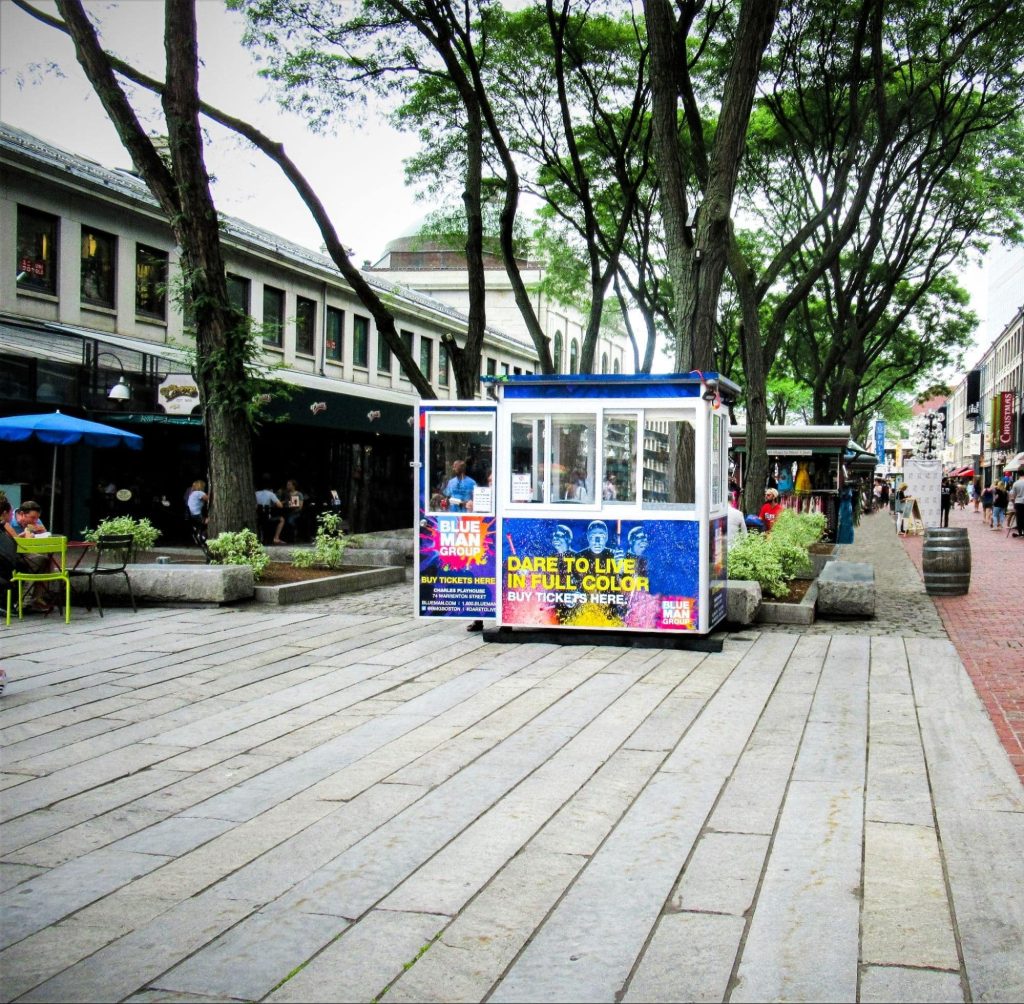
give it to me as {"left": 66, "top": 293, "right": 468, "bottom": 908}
{"left": 253, "top": 566, "right": 406, "bottom": 605}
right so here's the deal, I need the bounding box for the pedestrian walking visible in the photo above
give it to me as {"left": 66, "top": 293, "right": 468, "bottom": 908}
{"left": 1009, "top": 471, "right": 1024, "bottom": 538}
{"left": 940, "top": 478, "right": 952, "bottom": 528}
{"left": 992, "top": 482, "right": 1008, "bottom": 530}
{"left": 981, "top": 483, "right": 994, "bottom": 526}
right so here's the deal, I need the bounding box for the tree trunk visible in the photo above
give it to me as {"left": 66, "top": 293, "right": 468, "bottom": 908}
{"left": 162, "top": 0, "right": 253, "bottom": 536}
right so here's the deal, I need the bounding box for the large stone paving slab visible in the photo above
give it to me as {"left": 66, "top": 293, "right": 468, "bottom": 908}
{"left": 1, "top": 585, "right": 1022, "bottom": 1002}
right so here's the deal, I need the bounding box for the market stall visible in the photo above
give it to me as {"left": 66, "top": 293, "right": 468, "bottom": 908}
{"left": 729, "top": 425, "right": 855, "bottom": 542}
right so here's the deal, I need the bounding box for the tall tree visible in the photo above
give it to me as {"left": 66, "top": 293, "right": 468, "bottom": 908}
{"left": 17, "top": 0, "right": 437, "bottom": 401}
{"left": 47, "top": 0, "right": 255, "bottom": 535}
{"left": 731, "top": 0, "right": 1024, "bottom": 509}
{"left": 645, "top": 0, "right": 780, "bottom": 374}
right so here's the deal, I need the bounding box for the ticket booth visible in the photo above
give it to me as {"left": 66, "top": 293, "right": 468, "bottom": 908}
{"left": 414, "top": 373, "right": 740, "bottom": 637}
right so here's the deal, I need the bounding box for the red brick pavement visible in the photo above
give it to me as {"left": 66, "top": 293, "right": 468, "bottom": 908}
{"left": 900, "top": 502, "right": 1024, "bottom": 784}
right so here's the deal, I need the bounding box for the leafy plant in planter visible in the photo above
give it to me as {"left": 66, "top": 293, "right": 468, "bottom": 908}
{"left": 82, "top": 515, "right": 161, "bottom": 558}
{"left": 727, "top": 511, "right": 825, "bottom": 598}
{"left": 772, "top": 510, "right": 826, "bottom": 549}
{"left": 206, "top": 529, "right": 270, "bottom": 580}
{"left": 292, "top": 511, "right": 349, "bottom": 569}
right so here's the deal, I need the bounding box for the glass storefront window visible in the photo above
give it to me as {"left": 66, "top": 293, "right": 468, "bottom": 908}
{"left": 510, "top": 415, "right": 546, "bottom": 503}
{"left": 81, "top": 227, "right": 116, "bottom": 307}
{"left": 603, "top": 413, "right": 638, "bottom": 503}
{"left": 227, "top": 273, "right": 250, "bottom": 315}
{"left": 262, "top": 286, "right": 285, "bottom": 346}
{"left": 296, "top": 296, "right": 316, "bottom": 356}
{"left": 135, "top": 244, "right": 167, "bottom": 319}
{"left": 353, "top": 314, "right": 369, "bottom": 367}
{"left": 420, "top": 336, "right": 432, "bottom": 379}
{"left": 551, "top": 414, "right": 596, "bottom": 502}
{"left": 17, "top": 206, "right": 58, "bottom": 295}
{"left": 326, "top": 306, "right": 343, "bottom": 362}
{"left": 643, "top": 411, "right": 696, "bottom": 508}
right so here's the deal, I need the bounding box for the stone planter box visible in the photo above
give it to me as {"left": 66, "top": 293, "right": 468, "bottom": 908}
{"left": 795, "top": 544, "right": 841, "bottom": 580}
{"left": 253, "top": 565, "right": 406, "bottom": 605}
{"left": 757, "top": 580, "right": 818, "bottom": 626}
{"left": 71, "top": 564, "right": 254, "bottom": 605}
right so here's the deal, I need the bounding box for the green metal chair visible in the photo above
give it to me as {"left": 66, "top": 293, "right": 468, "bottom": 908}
{"left": 9, "top": 536, "right": 71, "bottom": 625}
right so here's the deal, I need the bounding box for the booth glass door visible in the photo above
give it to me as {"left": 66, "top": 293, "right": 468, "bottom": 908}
{"left": 416, "top": 406, "right": 498, "bottom": 620}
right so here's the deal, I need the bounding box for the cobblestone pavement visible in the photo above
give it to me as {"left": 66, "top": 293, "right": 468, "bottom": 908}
{"left": 2, "top": 570, "right": 1023, "bottom": 1003}
{"left": 898, "top": 504, "right": 1024, "bottom": 783}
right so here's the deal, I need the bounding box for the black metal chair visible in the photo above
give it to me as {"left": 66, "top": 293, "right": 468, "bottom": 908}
{"left": 69, "top": 534, "right": 137, "bottom": 617}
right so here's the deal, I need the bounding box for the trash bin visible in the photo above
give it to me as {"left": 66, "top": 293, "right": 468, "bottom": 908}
{"left": 922, "top": 527, "right": 970, "bottom": 596}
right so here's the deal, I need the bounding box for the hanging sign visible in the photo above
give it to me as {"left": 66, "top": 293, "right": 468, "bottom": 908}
{"left": 999, "top": 391, "right": 1015, "bottom": 447}
{"left": 157, "top": 374, "right": 201, "bottom": 415}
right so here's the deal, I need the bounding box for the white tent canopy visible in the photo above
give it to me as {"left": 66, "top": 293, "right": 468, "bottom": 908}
{"left": 1004, "top": 451, "right": 1024, "bottom": 473}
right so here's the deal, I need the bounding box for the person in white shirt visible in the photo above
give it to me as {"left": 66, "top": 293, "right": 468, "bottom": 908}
{"left": 727, "top": 499, "right": 748, "bottom": 548}
{"left": 255, "top": 483, "right": 285, "bottom": 545}
{"left": 1009, "top": 474, "right": 1024, "bottom": 537}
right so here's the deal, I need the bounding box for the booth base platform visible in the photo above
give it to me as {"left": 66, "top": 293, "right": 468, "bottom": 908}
{"left": 481, "top": 625, "right": 724, "bottom": 651}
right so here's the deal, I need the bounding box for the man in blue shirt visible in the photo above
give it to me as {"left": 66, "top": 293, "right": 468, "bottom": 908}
{"left": 444, "top": 460, "right": 476, "bottom": 512}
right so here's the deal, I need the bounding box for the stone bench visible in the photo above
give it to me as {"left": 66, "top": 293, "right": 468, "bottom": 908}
{"left": 816, "top": 560, "right": 875, "bottom": 618}
{"left": 726, "top": 580, "right": 762, "bottom": 625}
{"left": 71, "top": 564, "right": 254, "bottom": 605}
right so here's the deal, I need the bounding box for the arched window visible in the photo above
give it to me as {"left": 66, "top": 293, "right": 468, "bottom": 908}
{"left": 601, "top": 352, "right": 608, "bottom": 374}
{"left": 569, "top": 340, "right": 579, "bottom": 374}
{"left": 613, "top": 358, "right": 620, "bottom": 374}
{"left": 553, "top": 331, "right": 563, "bottom": 372}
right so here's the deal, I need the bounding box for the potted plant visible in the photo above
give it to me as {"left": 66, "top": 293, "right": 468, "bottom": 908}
{"left": 81, "top": 515, "right": 161, "bottom": 562}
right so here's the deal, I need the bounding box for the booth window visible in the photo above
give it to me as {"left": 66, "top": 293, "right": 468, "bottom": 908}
{"left": 17, "top": 206, "right": 58, "bottom": 295}
{"left": 135, "top": 244, "right": 167, "bottom": 319}
{"left": 603, "top": 413, "right": 638, "bottom": 503}
{"left": 711, "top": 412, "right": 726, "bottom": 507}
{"left": 80, "top": 227, "right": 116, "bottom": 307}
{"left": 262, "top": 285, "right": 285, "bottom": 346}
{"left": 510, "top": 414, "right": 546, "bottom": 503}
{"left": 426, "top": 412, "right": 494, "bottom": 515}
{"left": 552, "top": 414, "right": 595, "bottom": 502}
{"left": 643, "top": 411, "right": 696, "bottom": 508}
{"left": 326, "top": 306, "right": 344, "bottom": 362}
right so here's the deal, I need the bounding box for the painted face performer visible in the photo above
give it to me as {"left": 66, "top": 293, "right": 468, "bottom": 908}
{"left": 583, "top": 519, "right": 616, "bottom": 559}
{"left": 551, "top": 524, "right": 574, "bottom": 555}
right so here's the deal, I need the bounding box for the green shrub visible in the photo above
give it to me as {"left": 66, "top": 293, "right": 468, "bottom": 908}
{"left": 727, "top": 532, "right": 789, "bottom": 597}
{"left": 82, "top": 515, "right": 160, "bottom": 553}
{"left": 771, "top": 509, "right": 826, "bottom": 549}
{"left": 292, "top": 511, "right": 349, "bottom": 569}
{"left": 206, "top": 528, "right": 269, "bottom": 580}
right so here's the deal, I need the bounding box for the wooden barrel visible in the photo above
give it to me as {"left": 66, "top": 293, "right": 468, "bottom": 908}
{"left": 922, "top": 527, "right": 971, "bottom": 596}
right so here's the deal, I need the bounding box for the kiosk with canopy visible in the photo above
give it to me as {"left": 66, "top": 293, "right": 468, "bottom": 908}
{"left": 414, "top": 373, "right": 740, "bottom": 637}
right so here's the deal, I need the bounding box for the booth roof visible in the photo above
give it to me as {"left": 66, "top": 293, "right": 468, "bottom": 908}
{"left": 485, "top": 372, "right": 743, "bottom": 401}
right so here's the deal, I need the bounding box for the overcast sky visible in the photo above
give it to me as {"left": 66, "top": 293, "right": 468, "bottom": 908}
{"left": 0, "top": 0, "right": 425, "bottom": 265}
{"left": 1, "top": 0, "right": 1011, "bottom": 370}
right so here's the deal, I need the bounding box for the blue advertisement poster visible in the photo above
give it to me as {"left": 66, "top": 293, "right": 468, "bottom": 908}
{"left": 709, "top": 515, "right": 727, "bottom": 627}
{"left": 418, "top": 512, "right": 497, "bottom": 618}
{"left": 501, "top": 517, "right": 700, "bottom": 631}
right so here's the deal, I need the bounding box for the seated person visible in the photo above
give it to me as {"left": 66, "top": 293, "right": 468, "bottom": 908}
{"left": 444, "top": 462, "right": 476, "bottom": 512}
{"left": 255, "top": 483, "right": 286, "bottom": 545}
{"left": 281, "top": 479, "right": 304, "bottom": 539}
{"left": 6, "top": 501, "right": 52, "bottom": 609}
{"left": 9, "top": 500, "right": 48, "bottom": 537}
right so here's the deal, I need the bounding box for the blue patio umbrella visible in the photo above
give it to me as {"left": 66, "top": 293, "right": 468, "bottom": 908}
{"left": 0, "top": 411, "right": 143, "bottom": 531}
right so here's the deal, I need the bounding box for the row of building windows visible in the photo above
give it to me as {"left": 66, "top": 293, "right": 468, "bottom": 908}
{"left": 15, "top": 203, "right": 547, "bottom": 389}
{"left": 17, "top": 205, "right": 167, "bottom": 319}
{"left": 552, "top": 330, "right": 621, "bottom": 375}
